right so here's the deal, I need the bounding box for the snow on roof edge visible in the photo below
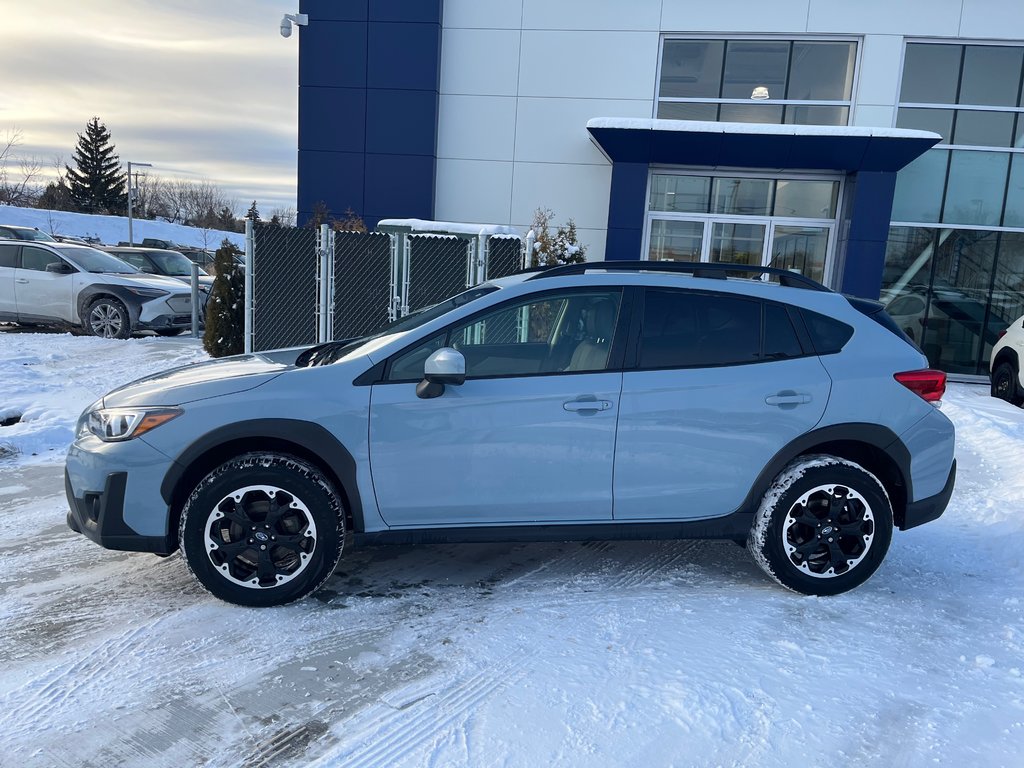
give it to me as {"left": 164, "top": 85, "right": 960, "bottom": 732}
{"left": 585, "top": 117, "right": 941, "bottom": 141}
{"left": 377, "top": 218, "right": 520, "bottom": 236}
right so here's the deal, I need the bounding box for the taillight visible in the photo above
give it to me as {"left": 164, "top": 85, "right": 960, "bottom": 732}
{"left": 998, "top": 329, "right": 1008, "bottom": 340}
{"left": 894, "top": 369, "right": 946, "bottom": 402}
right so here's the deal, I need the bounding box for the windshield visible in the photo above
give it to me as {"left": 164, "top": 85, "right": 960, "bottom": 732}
{"left": 59, "top": 246, "right": 139, "bottom": 274}
{"left": 149, "top": 250, "right": 205, "bottom": 276}
{"left": 22, "top": 229, "right": 56, "bottom": 241}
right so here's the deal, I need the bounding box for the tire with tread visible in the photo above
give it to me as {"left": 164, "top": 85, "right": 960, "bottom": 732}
{"left": 85, "top": 297, "right": 131, "bottom": 339}
{"left": 991, "top": 361, "right": 1023, "bottom": 406}
{"left": 748, "top": 454, "right": 893, "bottom": 596}
{"left": 179, "top": 452, "right": 345, "bottom": 606}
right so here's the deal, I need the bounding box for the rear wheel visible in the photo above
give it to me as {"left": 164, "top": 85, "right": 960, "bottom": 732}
{"left": 179, "top": 453, "right": 345, "bottom": 606}
{"left": 748, "top": 455, "right": 893, "bottom": 596}
{"left": 85, "top": 297, "right": 131, "bottom": 339}
{"left": 991, "top": 361, "right": 1023, "bottom": 406}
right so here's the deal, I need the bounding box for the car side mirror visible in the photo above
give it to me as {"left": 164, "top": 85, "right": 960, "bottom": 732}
{"left": 416, "top": 347, "right": 466, "bottom": 399}
{"left": 45, "top": 261, "right": 73, "bottom": 274}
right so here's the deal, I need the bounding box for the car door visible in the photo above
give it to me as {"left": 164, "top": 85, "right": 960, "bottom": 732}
{"left": 14, "top": 245, "right": 76, "bottom": 323}
{"left": 613, "top": 288, "right": 832, "bottom": 521}
{"left": 0, "top": 242, "right": 19, "bottom": 317}
{"left": 369, "top": 287, "right": 626, "bottom": 527}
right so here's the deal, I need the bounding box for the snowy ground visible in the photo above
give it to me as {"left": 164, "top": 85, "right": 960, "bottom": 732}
{"left": 0, "top": 203, "right": 244, "bottom": 250}
{"left": 1, "top": 333, "right": 1022, "bottom": 767}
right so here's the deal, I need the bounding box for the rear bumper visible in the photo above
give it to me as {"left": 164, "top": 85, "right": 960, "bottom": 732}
{"left": 901, "top": 459, "right": 956, "bottom": 530}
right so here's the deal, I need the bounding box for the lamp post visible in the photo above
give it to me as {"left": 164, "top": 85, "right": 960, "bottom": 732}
{"left": 126, "top": 161, "right": 153, "bottom": 246}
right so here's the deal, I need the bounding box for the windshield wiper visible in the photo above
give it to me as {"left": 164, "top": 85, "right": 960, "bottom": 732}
{"left": 295, "top": 337, "right": 361, "bottom": 367}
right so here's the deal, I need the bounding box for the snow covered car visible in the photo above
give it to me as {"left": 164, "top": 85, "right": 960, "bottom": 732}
{"left": 65, "top": 261, "right": 957, "bottom": 606}
{"left": 990, "top": 314, "right": 1024, "bottom": 405}
{"left": 0, "top": 240, "right": 200, "bottom": 338}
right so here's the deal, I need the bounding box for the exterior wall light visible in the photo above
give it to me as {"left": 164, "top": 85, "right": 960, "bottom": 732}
{"left": 750, "top": 86, "right": 770, "bottom": 100}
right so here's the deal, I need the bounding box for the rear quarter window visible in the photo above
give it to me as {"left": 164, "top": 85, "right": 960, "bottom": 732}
{"left": 800, "top": 309, "right": 854, "bottom": 354}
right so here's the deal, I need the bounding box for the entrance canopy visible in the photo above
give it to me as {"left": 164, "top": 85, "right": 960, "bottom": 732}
{"left": 585, "top": 118, "right": 941, "bottom": 298}
{"left": 586, "top": 118, "right": 940, "bottom": 172}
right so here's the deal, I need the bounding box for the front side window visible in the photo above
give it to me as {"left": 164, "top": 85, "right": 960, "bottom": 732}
{"left": 387, "top": 290, "right": 623, "bottom": 381}
{"left": 21, "top": 246, "right": 62, "bottom": 272}
{"left": 657, "top": 38, "right": 857, "bottom": 126}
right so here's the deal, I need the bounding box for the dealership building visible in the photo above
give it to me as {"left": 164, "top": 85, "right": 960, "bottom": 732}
{"left": 296, "top": 0, "right": 1024, "bottom": 376}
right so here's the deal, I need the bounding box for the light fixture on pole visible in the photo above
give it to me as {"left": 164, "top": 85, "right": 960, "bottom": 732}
{"left": 126, "top": 161, "right": 153, "bottom": 247}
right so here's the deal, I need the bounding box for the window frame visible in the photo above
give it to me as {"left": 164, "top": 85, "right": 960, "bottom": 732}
{"left": 655, "top": 34, "right": 863, "bottom": 126}
{"left": 380, "top": 286, "right": 634, "bottom": 384}
{"left": 623, "top": 287, "right": 816, "bottom": 372}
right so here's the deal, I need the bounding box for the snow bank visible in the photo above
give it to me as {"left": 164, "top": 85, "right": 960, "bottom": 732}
{"left": 0, "top": 333, "right": 208, "bottom": 463}
{"left": 0, "top": 204, "right": 244, "bottom": 249}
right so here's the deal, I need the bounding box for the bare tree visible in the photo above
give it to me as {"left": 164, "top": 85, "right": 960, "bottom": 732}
{"left": 269, "top": 206, "right": 296, "bottom": 227}
{"left": 0, "top": 128, "right": 43, "bottom": 206}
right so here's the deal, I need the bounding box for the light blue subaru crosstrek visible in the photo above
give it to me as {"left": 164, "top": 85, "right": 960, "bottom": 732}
{"left": 66, "top": 261, "right": 956, "bottom": 606}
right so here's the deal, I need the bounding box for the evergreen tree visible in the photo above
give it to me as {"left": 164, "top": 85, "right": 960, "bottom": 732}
{"left": 246, "top": 200, "right": 260, "bottom": 222}
{"left": 65, "top": 117, "right": 126, "bottom": 214}
{"left": 203, "top": 240, "right": 246, "bottom": 358}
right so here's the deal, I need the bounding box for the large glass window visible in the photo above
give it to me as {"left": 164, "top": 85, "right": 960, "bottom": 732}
{"left": 657, "top": 38, "right": 857, "bottom": 125}
{"left": 649, "top": 174, "right": 839, "bottom": 218}
{"left": 882, "top": 227, "right": 1024, "bottom": 375}
{"left": 894, "top": 43, "right": 1024, "bottom": 230}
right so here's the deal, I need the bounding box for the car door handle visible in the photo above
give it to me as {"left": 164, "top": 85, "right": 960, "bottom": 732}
{"left": 15, "top": 278, "right": 28, "bottom": 284}
{"left": 765, "top": 391, "right": 812, "bottom": 407}
{"left": 563, "top": 399, "right": 613, "bottom": 412}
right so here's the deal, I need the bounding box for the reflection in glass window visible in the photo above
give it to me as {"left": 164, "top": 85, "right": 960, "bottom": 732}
{"left": 712, "top": 177, "right": 773, "bottom": 216}
{"left": 773, "top": 180, "right": 838, "bottom": 218}
{"left": 1005, "top": 155, "right": 1024, "bottom": 228}
{"left": 656, "top": 102, "right": 718, "bottom": 121}
{"left": 783, "top": 105, "right": 849, "bottom": 126}
{"left": 659, "top": 40, "right": 724, "bottom": 99}
{"left": 649, "top": 174, "right": 710, "bottom": 213}
{"left": 900, "top": 44, "right": 961, "bottom": 104}
{"left": 769, "top": 225, "right": 829, "bottom": 283}
{"left": 896, "top": 108, "right": 954, "bottom": 143}
{"left": 952, "top": 110, "right": 1016, "bottom": 148}
{"left": 722, "top": 41, "right": 790, "bottom": 100}
{"left": 787, "top": 42, "right": 856, "bottom": 100}
{"left": 892, "top": 150, "right": 949, "bottom": 223}
{"left": 942, "top": 151, "right": 1009, "bottom": 227}
{"left": 648, "top": 220, "right": 704, "bottom": 262}
{"left": 718, "top": 104, "right": 784, "bottom": 124}
{"left": 960, "top": 45, "right": 1024, "bottom": 107}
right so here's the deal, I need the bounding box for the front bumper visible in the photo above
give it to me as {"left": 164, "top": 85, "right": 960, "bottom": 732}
{"left": 65, "top": 436, "right": 177, "bottom": 554}
{"left": 135, "top": 313, "right": 200, "bottom": 331}
{"left": 901, "top": 459, "right": 956, "bottom": 530}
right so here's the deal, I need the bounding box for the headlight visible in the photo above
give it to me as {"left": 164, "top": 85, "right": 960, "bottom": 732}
{"left": 81, "top": 407, "right": 182, "bottom": 441}
{"left": 125, "top": 287, "right": 169, "bottom": 299}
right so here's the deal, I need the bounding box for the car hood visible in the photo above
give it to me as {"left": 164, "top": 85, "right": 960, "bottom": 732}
{"left": 103, "top": 354, "right": 291, "bottom": 407}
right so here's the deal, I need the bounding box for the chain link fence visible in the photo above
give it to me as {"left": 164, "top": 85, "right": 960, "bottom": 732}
{"left": 248, "top": 223, "right": 527, "bottom": 352}
{"left": 251, "top": 223, "right": 318, "bottom": 351}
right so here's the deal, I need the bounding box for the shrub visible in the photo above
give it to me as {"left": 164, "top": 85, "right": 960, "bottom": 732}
{"left": 203, "top": 240, "right": 245, "bottom": 358}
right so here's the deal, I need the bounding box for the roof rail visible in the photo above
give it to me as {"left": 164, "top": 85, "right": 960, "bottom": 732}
{"left": 526, "top": 260, "right": 831, "bottom": 291}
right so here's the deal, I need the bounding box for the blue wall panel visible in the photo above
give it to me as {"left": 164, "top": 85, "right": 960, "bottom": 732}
{"left": 297, "top": 0, "right": 442, "bottom": 225}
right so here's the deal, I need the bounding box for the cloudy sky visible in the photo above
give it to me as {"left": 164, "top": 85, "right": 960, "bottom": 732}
{"left": 2, "top": 0, "right": 299, "bottom": 213}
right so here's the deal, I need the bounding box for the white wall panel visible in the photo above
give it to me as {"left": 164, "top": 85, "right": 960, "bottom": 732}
{"left": 437, "top": 95, "right": 517, "bottom": 161}
{"left": 522, "top": 0, "right": 661, "bottom": 31}
{"left": 440, "top": 29, "right": 522, "bottom": 96}
{"left": 808, "top": 0, "right": 963, "bottom": 36}
{"left": 660, "top": 1, "right": 811, "bottom": 33}
{"left": 435, "top": 159, "right": 514, "bottom": 224}
{"left": 444, "top": 0, "right": 524, "bottom": 30}
{"left": 518, "top": 30, "right": 660, "bottom": 99}
{"left": 855, "top": 35, "right": 904, "bottom": 108}
{"left": 510, "top": 162, "right": 613, "bottom": 230}
{"left": 852, "top": 104, "right": 896, "bottom": 128}
{"left": 514, "top": 97, "right": 650, "bottom": 164}
{"left": 960, "top": 0, "right": 1024, "bottom": 38}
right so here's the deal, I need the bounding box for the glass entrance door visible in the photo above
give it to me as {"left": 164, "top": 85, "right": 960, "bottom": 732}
{"left": 768, "top": 224, "right": 831, "bottom": 283}
{"left": 648, "top": 219, "right": 704, "bottom": 261}
{"left": 709, "top": 220, "right": 767, "bottom": 268}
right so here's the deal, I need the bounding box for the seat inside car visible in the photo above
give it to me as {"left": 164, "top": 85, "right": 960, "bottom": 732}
{"left": 565, "top": 298, "right": 617, "bottom": 371}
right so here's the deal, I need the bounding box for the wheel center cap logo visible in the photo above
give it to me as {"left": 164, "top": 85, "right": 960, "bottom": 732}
{"left": 821, "top": 525, "right": 835, "bottom": 536}
{"left": 255, "top": 531, "right": 270, "bottom": 542}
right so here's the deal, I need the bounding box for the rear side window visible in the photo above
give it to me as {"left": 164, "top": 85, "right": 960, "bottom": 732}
{"left": 800, "top": 309, "right": 854, "bottom": 354}
{"left": 639, "top": 290, "right": 761, "bottom": 368}
{"left": 763, "top": 304, "right": 803, "bottom": 360}
{"left": 0, "top": 243, "right": 18, "bottom": 268}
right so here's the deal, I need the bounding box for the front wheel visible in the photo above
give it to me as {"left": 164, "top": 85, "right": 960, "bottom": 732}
{"left": 991, "top": 361, "right": 1023, "bottom": 406}
{"left": 179, "top": 453, "right": 345, "bottom": 606}
{"left": 85, "top": 297, "right": 131, "bottom": 339}
{"left": 748, "top": 455, "right": 893, "bottom": 596}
